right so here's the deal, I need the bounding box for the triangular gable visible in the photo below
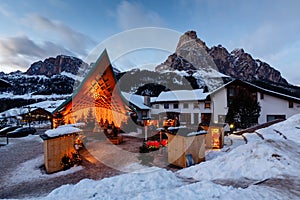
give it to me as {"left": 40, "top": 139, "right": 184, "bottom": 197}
{"left": 53, "top": 49, "right": 129, "bottom": 128}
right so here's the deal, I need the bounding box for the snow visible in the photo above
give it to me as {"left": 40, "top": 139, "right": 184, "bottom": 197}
{"left": 178, "top": 139, "right": 300, "bottom": 181}
{"left": 0, "top": 100, "right": 66, "bottom": 118}
{"left": 4, "top": 155, "right": 83, "bottom": 188}
{"left": 167, "top": 126, "right": 187, "bottom": 130}
{"left": 187, "top": 130, "right": 207, "bottom": 136}
{"left": 155, "top": 89, "right": 207, "bottom": 102}
{"left": 4, "top": 114, "right": 300, "bottom": 199}
{"left": 121, "top": 92, "right": 150, "bottom": 110}
{"left": 61, "top": 71, "right": 84, "bottom": 82}
{"left": 45, "top": 168, "right": 183, "bottom": 200}
{"left": 0, "top": 92, "right": 70, "bottom": 100}
{"left": 44, "top": 125, "right": 81, "bottom": 138}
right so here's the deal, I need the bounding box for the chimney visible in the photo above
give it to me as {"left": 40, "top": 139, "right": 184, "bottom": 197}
{"left": 144, "top": 96, "right": 150, "bottom": 106}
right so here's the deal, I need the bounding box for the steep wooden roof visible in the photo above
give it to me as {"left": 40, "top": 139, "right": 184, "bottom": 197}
{"left": 53, "top": 49, "right": 128, "bottom": 118}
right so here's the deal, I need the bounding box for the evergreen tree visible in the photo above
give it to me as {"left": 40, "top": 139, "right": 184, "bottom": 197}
{"left": 226, "top": 92, "right": 261, "bottom": 129}
{"left": 86, "top": 108, "right": 95, "bottom": 131}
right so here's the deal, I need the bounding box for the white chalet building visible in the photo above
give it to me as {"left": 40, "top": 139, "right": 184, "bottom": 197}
{"left": 146, "top": 79, "right": 300, "bottom": 127}
{"left": 150, "top": 89, "right": 212, "bottom": 127}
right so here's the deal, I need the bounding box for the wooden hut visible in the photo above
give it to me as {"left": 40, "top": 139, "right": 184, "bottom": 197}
{"left": 167, "top": 128, "right": 207, "bottom": 168}
{"left": 40, "top": 125, "right": 81, "bottom": 173}
{"left": 205, "top": 123, "right": 229, "bottom": 149}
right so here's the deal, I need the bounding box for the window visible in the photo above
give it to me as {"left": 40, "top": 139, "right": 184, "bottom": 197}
{"left": 204, "top": 102, "right": 211, "bottom": 109}
{"left": 173, "top": 103, "right": 179, "bottom": 109}
{"left": 142, "top": 111, "right": 147, "bottom": 117}
{"left": 267, "top": 115, "right": 286, "bottom": 122}
{"left": 229, "top": 87, "right": 235, "bottom": 97}
{"left": 289, "top": 101, "right": 294, "bottom": 108}
{"left": 164, "top": 103, "right": 169, "bottom": 109}
{"left": 181, "top": 113, "right": 191, "bottom": 125}
{"left": 153, "top": 104, "right": 159, "bottom": 109}
{"left": 183, "top": 103, "right": 189, "bottom": 109}
{"left": 193, "top": 103, "right": 199, "bottom": 108}
{"left": 260, "top": 92, "right": 264, "bottom": 100}
{"left": 218, "top": 115, "right": 226, "bottom": 123}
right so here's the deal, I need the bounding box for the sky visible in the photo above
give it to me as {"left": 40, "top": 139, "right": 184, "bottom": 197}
{"left": 0, "top": 0, "right": 299, "bottom": 85}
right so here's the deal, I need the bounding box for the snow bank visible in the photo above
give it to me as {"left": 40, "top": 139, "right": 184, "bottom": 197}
{"left": 10, "top": 114, "right": 300, "bottom": 199}
{"left": 178, "top": 115, "right": 300, "bottom": 181}
{"left": 177, "top": 139, "right": 300, "bottom": 181}
{"left": 46, "top": 168, "right": 183, "bottom": 200}
{"left": 257, "top": 113, "right": 300, "bottom": 143}
{"left": 5, "top": 155, "right": 82, "bottom": 187}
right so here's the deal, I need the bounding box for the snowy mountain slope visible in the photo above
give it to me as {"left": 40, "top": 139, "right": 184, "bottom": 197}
{"left": 0, "top": 100, "right": 66, "bottom": 117}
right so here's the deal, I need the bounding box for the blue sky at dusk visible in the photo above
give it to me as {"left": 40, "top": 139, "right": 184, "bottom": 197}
{"left": 0, "top": 0, "right": 299, "bottom": 85}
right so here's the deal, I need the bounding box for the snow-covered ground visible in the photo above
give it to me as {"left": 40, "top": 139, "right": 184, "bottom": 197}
{"left": 3, "top": 114, "right": 300, "bottom": 199}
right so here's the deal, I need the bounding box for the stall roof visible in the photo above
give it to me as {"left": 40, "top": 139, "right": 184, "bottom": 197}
{"left": 41, "top": 125, "right": 81, "bottom": 139}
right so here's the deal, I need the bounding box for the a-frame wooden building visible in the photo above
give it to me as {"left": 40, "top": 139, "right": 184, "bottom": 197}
{"left": 52, "top": 50, "right": 129, "bottom": 129}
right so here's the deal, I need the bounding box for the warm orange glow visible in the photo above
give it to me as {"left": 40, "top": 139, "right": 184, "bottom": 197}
{"left": 52, "top": 50, "right": 129, "bottom": 129}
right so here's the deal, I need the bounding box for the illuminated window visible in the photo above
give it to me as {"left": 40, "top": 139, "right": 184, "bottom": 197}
{"left": 204, "top": 102, "right": 211, "bottom": 109}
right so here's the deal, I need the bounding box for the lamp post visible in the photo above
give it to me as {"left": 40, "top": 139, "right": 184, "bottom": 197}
{"left": 23, "top": 106, "right": 32, "bottom": 128}
{"left": 28, "top": 107, "right": 31, "bottom": 128}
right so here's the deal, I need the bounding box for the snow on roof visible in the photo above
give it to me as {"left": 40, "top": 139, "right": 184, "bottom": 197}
{"left": 44, "top": 125, "right": 81, "bottom": 138}
{"left": 155, "top": 89, "right": 208, "bottom": 102}
{"left": 0, "top": 100, "right": 66, "bottom": 118}
{"left": 121, "top": 92, "right": 150, "bottom": 110}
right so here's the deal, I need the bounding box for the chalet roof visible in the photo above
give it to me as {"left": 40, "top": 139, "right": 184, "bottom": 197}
{"left": 210, "top": 79, "right": 300, "bottom": 104}
{"left": 121, "top": 92, "right": 150, "bottom": 110}
{"left": 155, "top": 89, "right": 208, "bottom": 103}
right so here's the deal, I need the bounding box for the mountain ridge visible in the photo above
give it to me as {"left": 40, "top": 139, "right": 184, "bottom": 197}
{"left": 0, "top": 30, "right": 298, "bottom": 99}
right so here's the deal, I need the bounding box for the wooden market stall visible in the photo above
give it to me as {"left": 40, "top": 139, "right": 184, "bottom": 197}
{"left": 40, "top": 125, "right": 81, "bottom": 173}
{"left": 167, "top": 128, "right": 207, "bottom": 168}
{"left": 205, "top": 123, "right": 229, "bottom": 149}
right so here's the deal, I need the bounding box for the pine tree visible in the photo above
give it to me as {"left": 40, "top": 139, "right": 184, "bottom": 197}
{"left": 226, "top": 92, "right": 261, "bottom": 129}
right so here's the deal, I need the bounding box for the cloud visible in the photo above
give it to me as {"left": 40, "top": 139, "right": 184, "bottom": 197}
{"left": 0, "top": 4, "right": 13, "bottom": 17}
{"left": 22, "top": 14, "right": 96, "bottom": 56}
{"left": 0, "top": 34, "right": 75, "bottom": 71}
{"left": 116, "top": 1, "right": 164, "bottom": 30}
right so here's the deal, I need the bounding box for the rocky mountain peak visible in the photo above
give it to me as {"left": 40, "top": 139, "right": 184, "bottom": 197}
{"left": 209, "top": 45, "right": 288, "bottom": 84}
{"left": 176, "top": 30, "right": 208, "bottom": 52}
{"left": 26, "top": 55, "right": 88, "bottom": 77}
